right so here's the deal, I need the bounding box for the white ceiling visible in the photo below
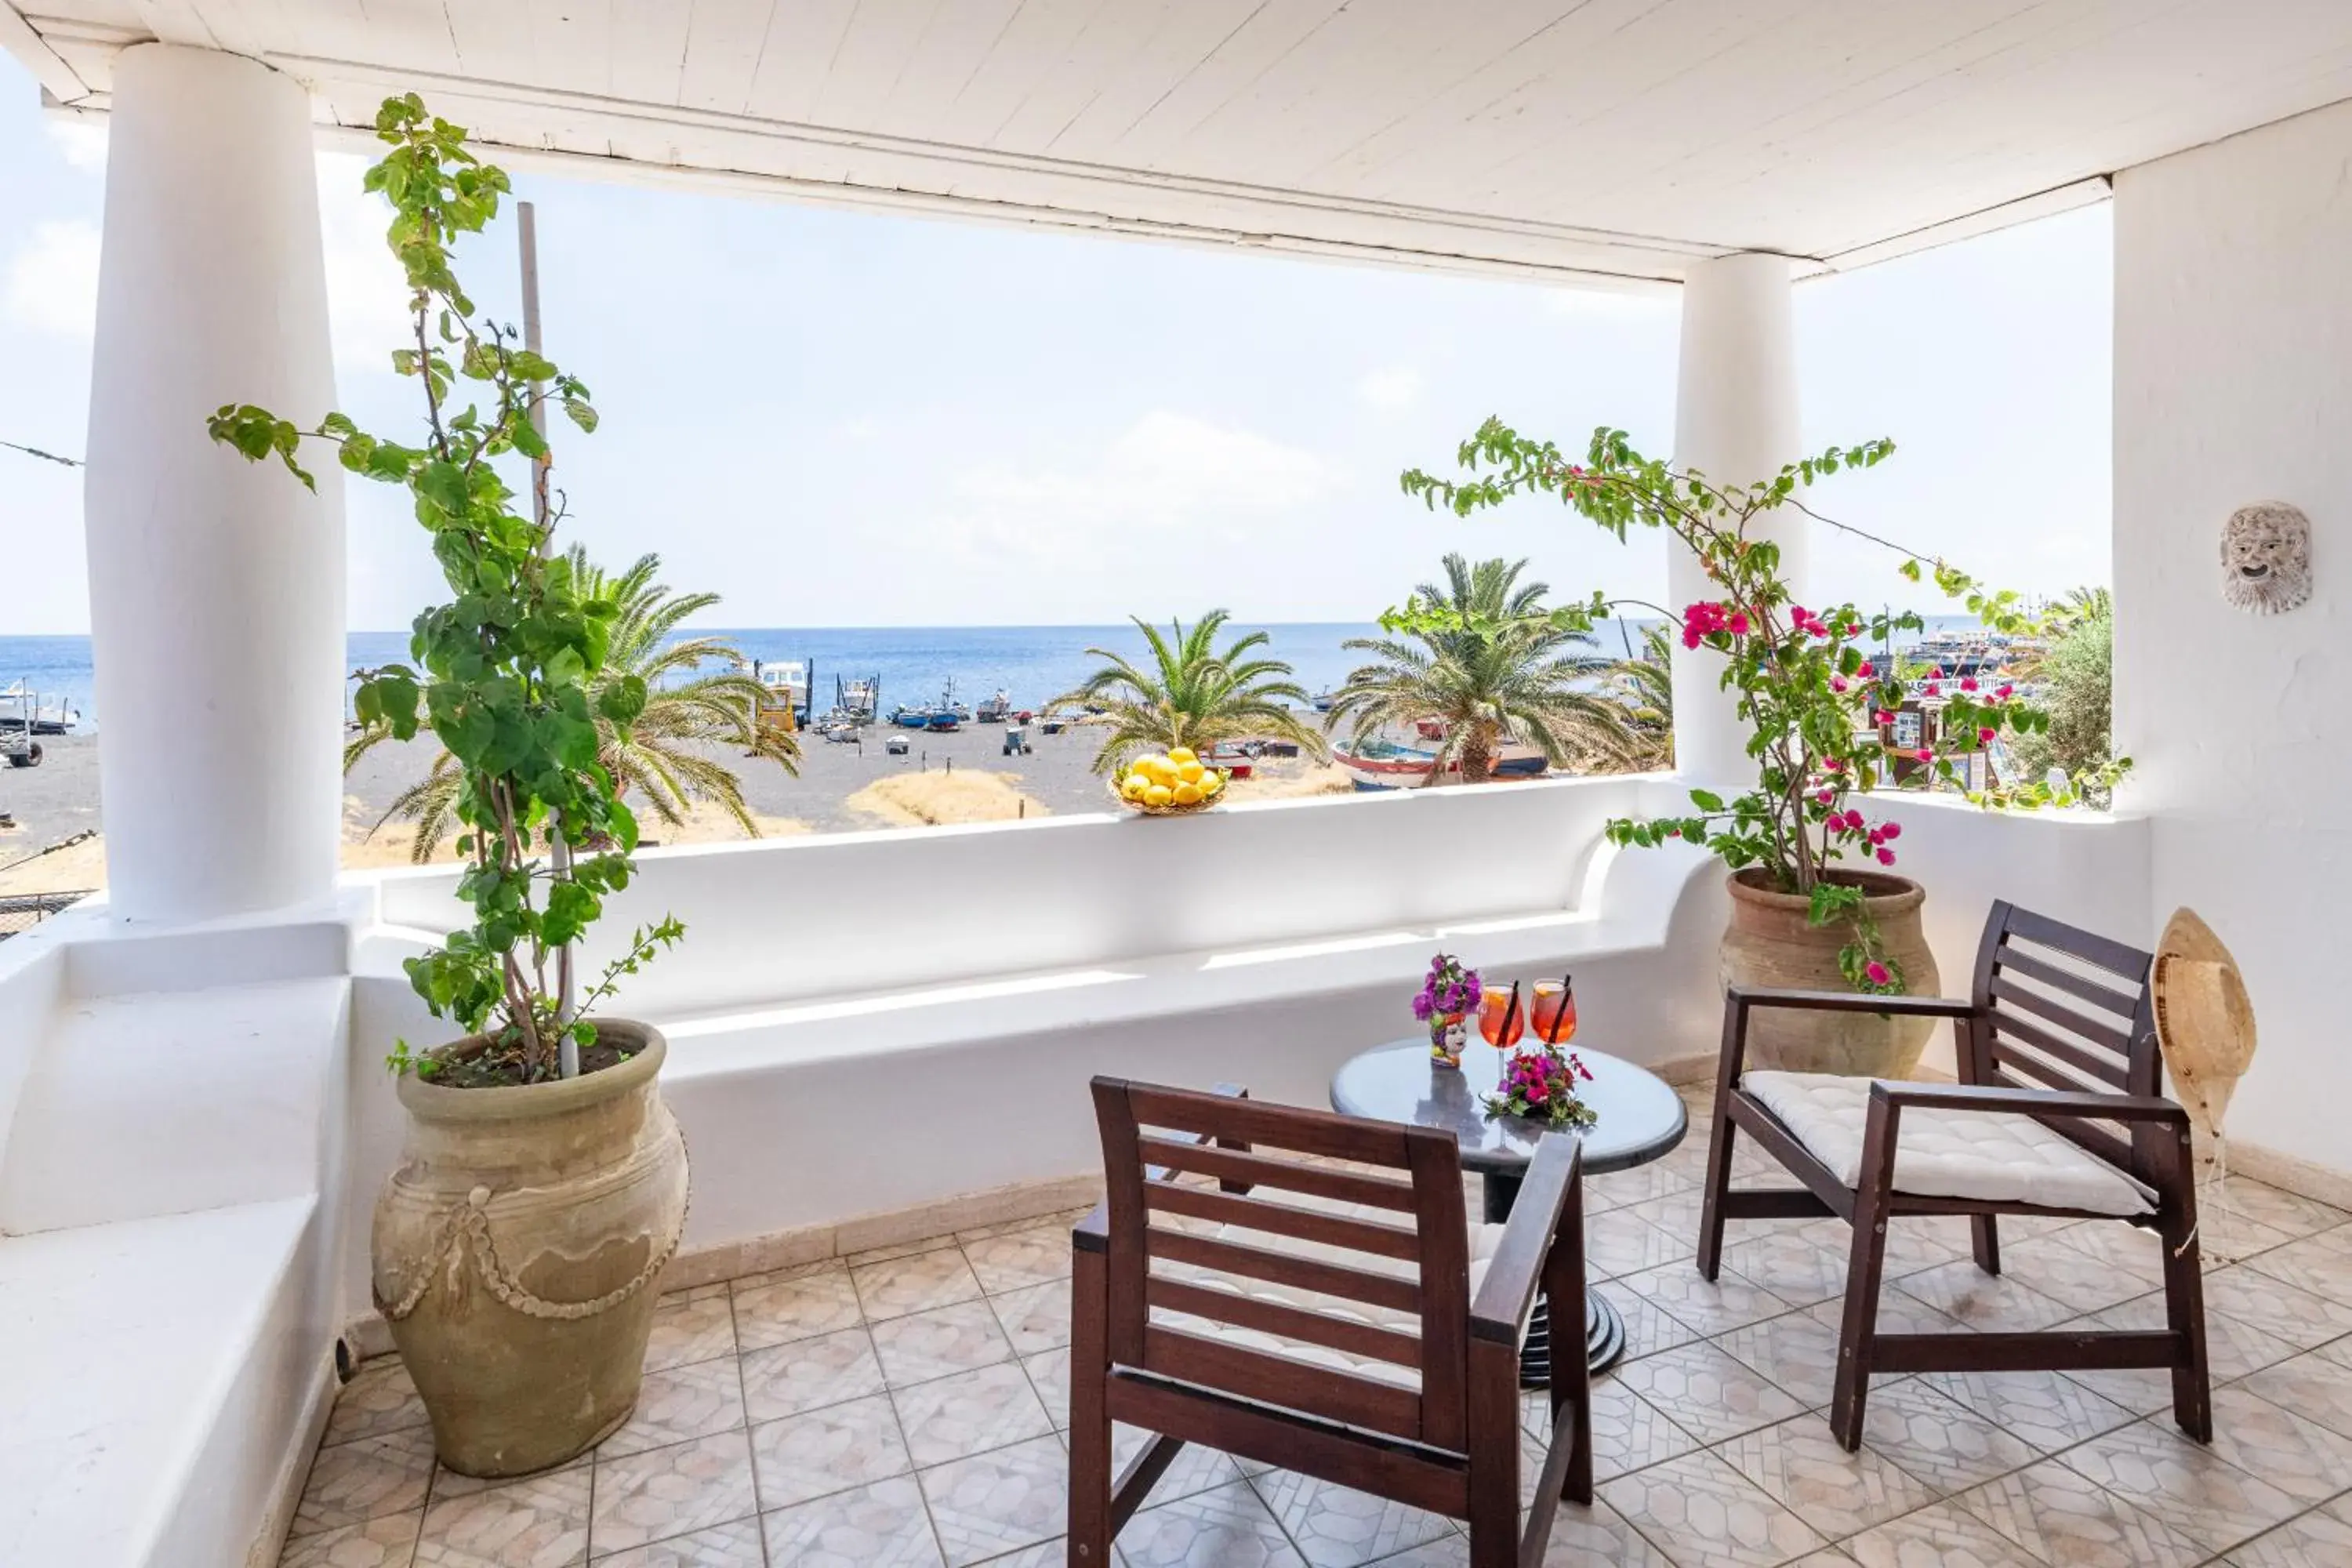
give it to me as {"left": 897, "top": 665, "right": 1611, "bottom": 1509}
{"left": 11, "top": 1, "right": 2352, "bottom": 285}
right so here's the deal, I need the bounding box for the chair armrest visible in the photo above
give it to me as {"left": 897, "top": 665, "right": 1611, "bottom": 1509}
{"left": 1072, "top": 1203, "right": 1108, "bottom": 1254}
{"left": 1468, "top": 1132, "right": 1583, "bottom": 1343}
{"left": 1871, "top": 1080, "right": 2188, "bottom": 1125}
{"left": 1718, "top": 986, "right": 1976, "bottom": 1093}
{"left": 1730, "top": 985, "right": 1978, "bottom": 1018}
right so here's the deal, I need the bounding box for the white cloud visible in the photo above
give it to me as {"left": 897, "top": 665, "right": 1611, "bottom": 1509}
{"left": 1355, "top": 365, "right": 1421, "bottom": 409}
{"left": 5, "top": 219, "right": 100, "bottom": 336}
{"left": 45, "top": 119, "right": 108, "bottom": 171}
{"left": 1, "top": 152, "right": 406, "bottom": 375}
{"left": 316, "top": 152, "right": 416, "bottom": 376}
{"left": 923, "top": 411, "right": 1344, "bottom": 581}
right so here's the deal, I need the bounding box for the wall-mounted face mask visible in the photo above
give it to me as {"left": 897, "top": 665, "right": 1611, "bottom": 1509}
{"left": 2220, "top": 502, "right": 2312, "bottom": 614}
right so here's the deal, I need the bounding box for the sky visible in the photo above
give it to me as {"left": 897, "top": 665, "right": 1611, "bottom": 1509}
{"left": 0, "top": 53, "right": 2111, "bottom": 637}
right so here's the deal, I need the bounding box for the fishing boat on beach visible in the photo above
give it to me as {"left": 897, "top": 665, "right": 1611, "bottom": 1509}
{"left": 1333, "top": 737, "right": 1548, "bottom": 791}
{"left": 975, "top": 688, "right": 1011, "bottom": 724}
{"left": 0, "top": 682, "right": 78, "bottom": 737}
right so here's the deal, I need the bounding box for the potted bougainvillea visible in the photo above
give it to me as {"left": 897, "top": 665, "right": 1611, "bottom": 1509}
{"left": 1403, "top": 422, "right": 2122, "bottom": 1077}
{"left": 210, "top": 97, "right": 691, "bottom": 1476}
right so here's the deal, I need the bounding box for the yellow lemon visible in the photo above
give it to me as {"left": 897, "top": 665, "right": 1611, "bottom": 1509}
{"left": 1200, "top": 770, "right": 1225, "bottom": 796}
{"left": 1167, "top": 746, "right": 1197, "bottom": 765}
{"left": 1177, "top": 760, "right": 1206, "bottom": 784}
{"left": 1173, "top": 781, "right": 1203, "bottom": 805}
{"left": 1120, "top": 775, "right": 1149, "bottom": 800}
{"left": 1143, "top": 784, "right": 1175, "bottom": 808}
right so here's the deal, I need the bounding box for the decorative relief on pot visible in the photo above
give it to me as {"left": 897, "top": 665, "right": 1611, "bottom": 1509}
{"left": 373, "top": 1022, "right": 690, "bottom": 1479}
{"left": 2220, "top": 502, "right": 2311, "bottom": 614}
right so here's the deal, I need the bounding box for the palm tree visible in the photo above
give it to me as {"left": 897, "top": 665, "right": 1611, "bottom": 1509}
{"left": 350, "top": 549, "right": 799, "bottom": 860}
{"left": 1326, "top": 554, "right": 1638, "bottom": 782}
{"left": 1603, "top": 624, "right": 1675, "bottom": 771}
{"left": 1047, "top": 612, "right": 1327, "bottom": 774}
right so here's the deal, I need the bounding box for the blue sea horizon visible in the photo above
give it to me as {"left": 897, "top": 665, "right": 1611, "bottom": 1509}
{"left": 1, "top": 613, "right": 1984, "bottom": 731}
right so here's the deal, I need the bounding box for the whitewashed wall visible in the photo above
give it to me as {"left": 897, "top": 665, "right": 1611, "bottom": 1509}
{"left": 2114, "top": 101, "right": 2352, "bottom": 1177}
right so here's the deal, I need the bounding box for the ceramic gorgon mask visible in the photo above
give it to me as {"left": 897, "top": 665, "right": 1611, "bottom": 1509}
{"left": 2220, "top": 502, "right": 2312, "bottom": 613}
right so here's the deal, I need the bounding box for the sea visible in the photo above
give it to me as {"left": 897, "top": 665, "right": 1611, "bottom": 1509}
{"left": 0, "top": 620, "right": 1671, "bottom": 732}
{"left": 0, "top": 612, "right": 1992, "bottom": 732}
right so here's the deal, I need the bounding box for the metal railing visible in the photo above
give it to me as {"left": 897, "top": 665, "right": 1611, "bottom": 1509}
{"left": 0, "top": 890, "right": 88, "bottom": 940}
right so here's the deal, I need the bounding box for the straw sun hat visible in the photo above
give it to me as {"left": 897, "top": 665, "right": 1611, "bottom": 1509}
{"left": 2151, "top": 908, "right": 2256, "bottom": 1141}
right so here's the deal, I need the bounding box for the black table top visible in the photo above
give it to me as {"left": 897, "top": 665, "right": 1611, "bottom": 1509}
{"left": 1328, "top": 1039, "right": 1689, "bottom": 1177}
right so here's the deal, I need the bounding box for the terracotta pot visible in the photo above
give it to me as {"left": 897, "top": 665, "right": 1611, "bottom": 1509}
{"left": 374, "top": 1020, "right": 690, "bottom": 1477}
{"left": 1719, "top": 869, "right": 1940, "bottom": 1077}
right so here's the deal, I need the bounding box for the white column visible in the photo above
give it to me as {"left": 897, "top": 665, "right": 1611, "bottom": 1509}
{"left": 1669, "top": 252, "right": 1806, "bottom": 786}
{"left": 83, "top": 45, "right": 346, "bottom": 924}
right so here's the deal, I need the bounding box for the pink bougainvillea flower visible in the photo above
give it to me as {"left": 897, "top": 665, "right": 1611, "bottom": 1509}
{"left": 1959, "top": 677, "right": 1979, "bottom": 692}
{"left": 1924, "top": 681, "right": 1941, "bottom": 696}
{"left": 1830, "top": 676, "right": 1849, "bottom": 693}
{"left": 1857, "top": 661, "right": 1875, "bottom": 677}
{"left": 1815, "top": 789, "right": 1835, "bottom": 806}
{"left": 1977, "top": 726, "right": 1996, "bottom": 744}
{"left": 1726, "top": 610, "right": 1751, "bottom": 636}
{"left": 1878, "top": 847, "right": 1897, "bottom": 866}
{"left": 1995, "top": 683, "right": 2014, "bottom": 700}
{"left": 1872, "top": 709, "right": 1894, "bottom": 726}
{"left": 1824, "top": 757, "right": 1845, "bottom": 772}
{"left": 1864, "top": 960, "right": 1891, "bottom": 985}
{"left": 1914, "top": 748, "right": 1933, "bottom": 761}
{"left": 1681, "top": 626, "right": 1704, "bottom": 650}
{"left": 1879, "top": 822, "right": 1901, "bottom": 840}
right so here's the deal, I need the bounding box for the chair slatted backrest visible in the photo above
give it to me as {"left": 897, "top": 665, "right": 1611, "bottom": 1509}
{"left": 1091, "top": 1078, "right": 1475, "bottom": 1454}
{"left": 1965, "top": 902, "right": 2161, "bottom": 1171}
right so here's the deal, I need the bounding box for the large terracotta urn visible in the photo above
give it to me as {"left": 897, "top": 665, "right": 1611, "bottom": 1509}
{"left": 374, "top": 1020, "right": 689, "bottom": 1477}
{"left": 1720, "top": 869, "right": 1940, "bottom": 1077}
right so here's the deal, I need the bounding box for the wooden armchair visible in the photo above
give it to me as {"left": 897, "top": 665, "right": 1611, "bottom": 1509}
{"left": 1697, "top": 901, "right": 2209, "bottom": 1450}
{"left": 1069, "top": 1078, "right": 1591, "bottom": 1568}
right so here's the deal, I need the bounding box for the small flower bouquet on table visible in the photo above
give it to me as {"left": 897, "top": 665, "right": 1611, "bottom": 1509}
{"left": 1416, "top": 952, "right": 1481, "bottom": 1067}
{"left": 1484, "top": 1043, "right": 1599, "bottom": 1128}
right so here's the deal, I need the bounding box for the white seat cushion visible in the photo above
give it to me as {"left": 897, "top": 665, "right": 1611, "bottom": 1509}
{"left": 1149, "top": 1187, "right": 1510, "bottom": 1388}
{"left": 1741, "top": 1071, "right": 2156, "bottom": 1218}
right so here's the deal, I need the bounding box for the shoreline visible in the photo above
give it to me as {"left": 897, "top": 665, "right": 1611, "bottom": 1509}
{"left": 0, "top": 725, "right": 1356, "bottom": 896}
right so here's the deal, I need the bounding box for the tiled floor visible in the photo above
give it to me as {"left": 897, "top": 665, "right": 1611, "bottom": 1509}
{"left": 283, "top": 1081, "right": 2352, "bottom": 1566}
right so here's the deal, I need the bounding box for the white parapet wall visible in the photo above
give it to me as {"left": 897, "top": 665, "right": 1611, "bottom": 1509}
{"left": 340, "top": 779, "right": 2157, "bottom": 1300}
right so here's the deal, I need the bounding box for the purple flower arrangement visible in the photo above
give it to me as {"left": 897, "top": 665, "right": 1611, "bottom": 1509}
{"left": 1483, "top": 1044, "right": 1599, "bottom": 1129}
{"left": 1414, "top": 953, "right": 1482, "bottom": 1024}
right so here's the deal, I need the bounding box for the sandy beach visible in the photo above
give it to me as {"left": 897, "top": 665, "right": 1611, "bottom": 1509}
{"left": 0, "top": 723, "right": 1352, "bottom": 897}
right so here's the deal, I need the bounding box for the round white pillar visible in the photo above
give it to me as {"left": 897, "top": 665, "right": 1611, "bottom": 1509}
{"left": 1669, "top": 252, "right": 1806, "bottom": 786}
{"left": 83, "top": 45, "right": 346, "bottom": 924}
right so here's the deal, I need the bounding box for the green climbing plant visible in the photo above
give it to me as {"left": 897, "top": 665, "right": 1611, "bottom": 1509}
{"left": 209, "top": 94, "right": 681, "bottom": 1083}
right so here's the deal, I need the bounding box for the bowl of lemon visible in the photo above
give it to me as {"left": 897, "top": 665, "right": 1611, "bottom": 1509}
{"left": 1112, "top": 747, "right": 1227, "bottom": 815}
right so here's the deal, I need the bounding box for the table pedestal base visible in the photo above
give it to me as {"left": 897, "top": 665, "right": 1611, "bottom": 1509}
{"left": 1482, "top": 1170, "right": 1626, "bottom": 1385}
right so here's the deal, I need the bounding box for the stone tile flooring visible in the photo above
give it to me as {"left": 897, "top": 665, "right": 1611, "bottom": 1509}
{"left": 282, "top": 1082, "right": 2352, "bottom": 1566}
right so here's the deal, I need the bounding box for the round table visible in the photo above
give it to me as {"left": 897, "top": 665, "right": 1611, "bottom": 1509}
{"left": 1329, "top": 1039, "right": 1688, "bottom": 1381}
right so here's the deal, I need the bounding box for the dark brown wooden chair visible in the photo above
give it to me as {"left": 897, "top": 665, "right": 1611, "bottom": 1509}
{"left": 1696, "top": 900, "right": 2210, "bottom": 1451}
{"left": 1069, "top": 1078, "right": 1591, "bottom": 1568}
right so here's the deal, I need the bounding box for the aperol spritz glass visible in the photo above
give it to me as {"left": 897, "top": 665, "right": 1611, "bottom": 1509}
{"left": 1478, "top": 985, "right": 1525, "bottom": 1049}
{"left": 1530, "top": 981, "right": 1577, "bottom": 1045}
